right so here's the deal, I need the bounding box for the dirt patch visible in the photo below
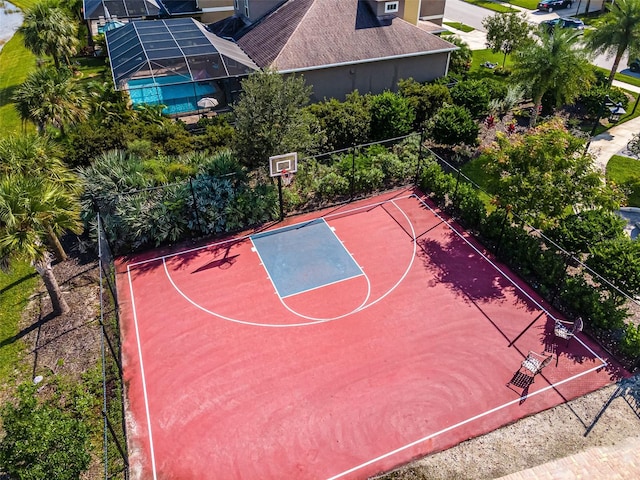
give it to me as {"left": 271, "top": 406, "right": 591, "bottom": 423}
{"left": 376, "top": 374, "right": 640, "bottom": 480}
{"left": 6, "top": 242, "right": 104, "bottom": 479}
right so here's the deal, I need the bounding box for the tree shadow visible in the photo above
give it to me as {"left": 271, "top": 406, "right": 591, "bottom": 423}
{"left": 540, "top": 317, "right": 627, "bottom": 382}
{"left": 0, "top": 271, "right": 38, "bottom": 295}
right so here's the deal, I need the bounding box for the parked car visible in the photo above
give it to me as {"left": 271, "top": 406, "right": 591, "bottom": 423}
{"left": 537, "top": 0, "right": 573, "bottom": 12}
{"left": 541, "top": 17, "right": 585, "bottom": 33}
{"left": 629, "top": 58, "right": 640, "bottom": 73}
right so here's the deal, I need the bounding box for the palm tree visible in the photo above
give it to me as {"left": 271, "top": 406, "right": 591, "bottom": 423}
{"left": 13, "top": 67, "right": 88, "bottom": 135}
{"left": 19, "top": 0, "right": 79, "bottom": 69}
{"left": 0, "top": 134, "right": 81, "bottom": 196}
{"left": 587, "top": 0, "right": 640, "bottom": 88}
{"left": 0, "top": 175, "right": 83, "bottom": 315}
{"left": 0, "top": 134, "right": 83, "bottom": 262}
{"left": 512, "top": 29, "right": 594, "bottom": 127}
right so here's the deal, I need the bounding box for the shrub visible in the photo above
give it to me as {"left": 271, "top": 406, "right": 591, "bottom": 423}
{"left": 453, "top": 182, "right": 486, "bottom": 230}
{"left": 398, "top": 79, "right": 452, "bottom": 129}
{"left": 545, "top": 209, "right": 626, "bottom": 254}
{"left": 316, "top": 171, "right": 350, "bottom": 199}
{"left": 427, "top": 105, "right": 479, "bottom": 146}
{"left": 450, "top": 79, "right": 491, "bottom": 117}
{"left": 368, "top": 91, "right": 415, "bottom": 141}
{"left": 578, "top": 85, "right": 628, "bottom": 118}
{"left": 0, "top": 384, "right": 91, "bottom": 480}
{"left": 307, "top": 92, "right": 372, "bottom": 151}
{"left": 620, "top": 323, "right": 640, "bottom": 358}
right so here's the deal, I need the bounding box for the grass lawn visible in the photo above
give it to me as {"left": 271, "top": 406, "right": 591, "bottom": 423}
{"left": 593, "top": 65, "right": 640, "bottom": 89}
{"left": 0, "top": 262, "right": 38, "bottom": 387}
{"left": 607, "top": 155, "right": 640, "bottom": 207}
{"left": 507, "top": 0, "right": 540, "bottom": 9}
{"left": 460, "top": 156, "right": 496, "bottom": 210}
{"left": 591, "top": 91, "right": 640, "bottom": 135}
{"left": 468, "top": 49, "right": 513, "bottom": 81}
{"left": 12, "top": 0, "right": 39, "bottom": 9}
{"left": 0, "top": 33, "right": 36, "bottom": 136}
{"left": 461, "top": 0, "right": 518, "bottom": 13}
{"left": 444, "top": 21, "right": 475, "bottom": 33}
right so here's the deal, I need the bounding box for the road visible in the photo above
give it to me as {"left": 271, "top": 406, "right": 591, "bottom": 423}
{"left": 443, "top": 0, "right": 635, "bottom": 73}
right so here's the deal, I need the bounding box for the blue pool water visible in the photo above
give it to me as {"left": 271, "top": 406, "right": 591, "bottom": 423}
{"left": 127, "top": 76, "right": 216, "bottom": 115}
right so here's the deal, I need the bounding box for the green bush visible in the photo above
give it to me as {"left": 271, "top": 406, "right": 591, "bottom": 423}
{"left": 368, "top": 91, "right": 415, "bottom": 141}
{"left": 558, "top": 276, "right": 627, "bottom": 331}
{"left": 578, "top": 85, "right": 628, "bottom": 118}
{"left": 453, "top": 182, "right": 487, "bottom": 230}
{"left": 545, "top": 209, "right": 626, "bottom": 254}
{"left": 427, "top": 105, "right": 479, "bottom": 146}
{"left": 620, "top": 323, "right": 640, "bottom": 358}
{"left": 0, "top": 384, "right": 91, "bottom": 480}
{"left": 398, "top": 79, "right": 452, "bottom": 129}
{"left": 450, "top": 79, "right": 491, "bottom": 117}
{"left": 316, "top": 171, "right": 350, "bottom": 199}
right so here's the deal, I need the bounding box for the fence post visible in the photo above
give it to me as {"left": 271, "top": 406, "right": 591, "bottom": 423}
{"left": 495, "top": 207, "right": 510, "bottom": 257}
{"left": 350, "top": 145, "right": 357, "bottom": 201}
{"left": 452, "top": 166, "right": 462, "bottom": 209}
{"left": 278, "top": 175, "right": 284, "bottom": 221}
{"left": 189, "top": 178, "right": 202, "bottom": 234}
{"left": 414, "top": 129, "right": 425, "bottom": 186}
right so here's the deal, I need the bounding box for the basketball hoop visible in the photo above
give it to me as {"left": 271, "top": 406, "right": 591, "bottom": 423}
{"left": 280, "top": 169, "right": 293, "bottom": 186}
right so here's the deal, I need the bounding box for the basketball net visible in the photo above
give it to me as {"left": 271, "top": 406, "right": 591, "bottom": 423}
{"left": 280, "top": 169, "right": 293, "bottom": 186}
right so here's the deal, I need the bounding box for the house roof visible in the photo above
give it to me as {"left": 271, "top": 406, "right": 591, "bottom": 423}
{"left": 210, "top": 0, "right": 456, "bottom": 72}
{"left": 83, "top": 0, "right": 162, "bottom": 20}
{"left": 106, "top": 17, "right": 258, "bottom": 89}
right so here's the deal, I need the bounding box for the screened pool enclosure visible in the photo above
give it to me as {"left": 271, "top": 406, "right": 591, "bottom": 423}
{"left": 105, "top": 18, "right": 258, "bottom": 115}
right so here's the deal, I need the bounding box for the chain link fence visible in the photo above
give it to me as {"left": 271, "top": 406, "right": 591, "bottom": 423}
{"left": 97, "top": 213, "right": 129, "bottom": 479}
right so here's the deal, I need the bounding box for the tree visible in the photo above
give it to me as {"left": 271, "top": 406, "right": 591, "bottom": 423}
{"left": 0, "top": 175, "right": 83, "bottom": 315}
{"left": 512, "top": 29, "right": 594, "bottom": 126}
{"left": 426, "top": 105, "right": 479, "bottom": 146}
{"left": 483, "top": 119, "right": 620, "bottom": 228}
{"left": 447, "top": 36, "right": 473, "bottom": 74}
{"left": 233, "top": 70, "right": 319, "bottom": 169}
{"left": 398, "top": 78, "right": 452, "bottom": 129}
{"left": 587, "top": 0, "right": 640, "bottom": 88}
{"left": 368, "top": 91, "right": 415, "bottom": 141}
{"left": 13, "top": 67, "right": 88, "bottom": 135}
{"left": 0, "top": 384, "right": 90, "bottom": 480}
{"left": 482, "top": 12, "right": 533, "bottom": 67}
{"left": 18, "top": 0, "right": 79, "bottom": 69}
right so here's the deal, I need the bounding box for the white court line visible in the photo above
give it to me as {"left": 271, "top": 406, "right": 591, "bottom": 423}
{"left": 126, "top": 193, "right": 416, "bottom": 269}
{"left": 161, "top": 199, "right": 416, "bottom": 324}
{"left": 413, "top": 195, "right": 606, "bottom": 365}
{"left": 326, "top": 363, "right": 606, "bottom": 480}
{"left": 126, "top": 266, "right": 158, "bottom": 480}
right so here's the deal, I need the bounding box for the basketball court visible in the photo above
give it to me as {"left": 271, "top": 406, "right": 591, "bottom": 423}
{"left": 117, "top": 188, "right": 628, "bottom": 479}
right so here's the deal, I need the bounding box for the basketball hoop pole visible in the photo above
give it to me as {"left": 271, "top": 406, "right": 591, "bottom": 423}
{"left": 278, "top": 175, "right": 284, "bottom": 221}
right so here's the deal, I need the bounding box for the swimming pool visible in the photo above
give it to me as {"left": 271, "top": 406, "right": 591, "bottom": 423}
{"left": 127, "top": 76, "right": 217, "bottom": 115}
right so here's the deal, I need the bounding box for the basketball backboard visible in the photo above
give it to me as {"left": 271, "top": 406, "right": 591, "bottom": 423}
{"left": 269, "top": 152, "right": 298, "bottom": 177}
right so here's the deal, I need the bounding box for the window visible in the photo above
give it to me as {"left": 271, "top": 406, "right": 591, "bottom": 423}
{"left": 244, "top": 0, "right": 249, "bottom": 17}
{"left": 234, "top": 0, "right": 239, "bottom": 10}
{"left": 385, "top": 1, "right": 399, "bottom": 13}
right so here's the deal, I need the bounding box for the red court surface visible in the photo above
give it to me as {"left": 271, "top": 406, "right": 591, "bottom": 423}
{"left": 116, "top": 188, "right": 628, "bottom": 480}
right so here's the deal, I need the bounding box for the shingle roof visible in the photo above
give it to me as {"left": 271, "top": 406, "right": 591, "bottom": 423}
{"left": 228, "top": 0, "right": 456, "bottom": 71}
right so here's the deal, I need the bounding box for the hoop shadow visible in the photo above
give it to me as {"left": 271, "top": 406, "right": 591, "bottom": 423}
{"left": 585, "top": 374, "right": 640, "bottom": 436}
